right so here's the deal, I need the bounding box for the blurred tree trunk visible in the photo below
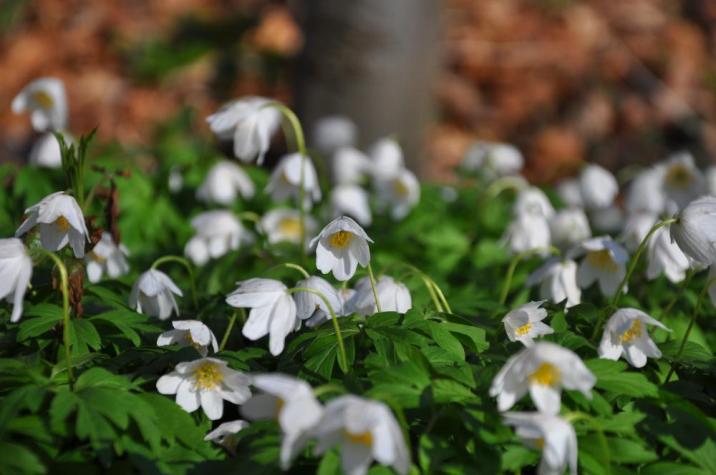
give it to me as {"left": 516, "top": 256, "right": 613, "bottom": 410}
{"left": 292, "top": 0, "right": 441, "bottom": 174}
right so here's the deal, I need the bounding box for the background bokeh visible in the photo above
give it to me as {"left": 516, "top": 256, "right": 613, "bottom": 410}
{"left": 2, "top": 0, "right": 716, "bottom": 182}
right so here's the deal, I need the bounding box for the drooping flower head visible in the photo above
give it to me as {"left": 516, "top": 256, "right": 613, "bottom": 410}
{"left": 570, "top": 236, "right": 629, "bottom": 298}
{"left": 156, "top": 357, "right": 251, "bottom": 420}
{"left": 502, "top": 213, "right": 551, "bottom": 255}
{"left": 266, "top": 153, "right": 322, "bottom": 207}
{"left": 370, "top": 138, "right": 405, "bottom": 182}
{"left": 206, "top": 96, "right": 281, "bottom": 164}
{"left": 241, "top": 374, "right": 324, "bottom": 469}
{"left": 204, "top": 420, "right": 249, "bottom": 453}
{"left": 661, "top": 152, "right": 706, "bottom": 210}
{"left": 579, "top": 164, "right": 618, "bottom": 210}
{"left": 375, "top": 168, "right": 420, "bottom": 220}
{"left": 157, "top": 320, "right": 219, "bottom": 357}
{"left": 196, "top": 161, "right": 255, "bottom": 206}
{"left": 16, "top": 191, "right": 90, "bottom": 258}
{"left": 622, "top": 212, "right": 657, "bottom": 253}
{"left": 599, "top": 308, "right": 670, "bottom": 368}
{"left": 85, "top": 232, "right": 130, "bottom": 283}
{"left": 462, "top": 141, "right": 524, "bottom": 179}
{"left": 12, "top": 77, "right": 68, "bottom": 131}
{"left": 184, "top": 211, "right": 251, "bottom": 266}
{"left": 549, "top": 208, "right": 591, "bottom": 251}
{"left": 344, "top": 275, "right": 412, "bottom": 316}
{"left": 0, "top": 238, "right": 33, "bottom": 323}
{"left": 514, "top": 187, "right": 555, "bottom": 219}
{"left": 503, "top": 412, "right": 578, "bottom": 475}
{"left": 332, "top": 147, "right": 371, "bottom": 185}
{"left": 626, "top": 165, "right": 666, "bottom": 215}
{"left": 260, "top": 208, "right": 317, "bottom": 247}
{"left": 29, "top": 132, "right": 73, "bottom": 169}
{"left": 670, "top": 196, "right": 716, "bottom": 266}
{"left": 293, "top": 276, "right": 342, "bottom": 321}
{"left": 502, "top": 301, "right": 554, "bottom": 347}
{"left": 129, "top": 269, "right": 183, "bottom": 320}
{"left": 312, "top": 395, "right": 410, "bottom": 475}
{"left": 312, "top": 116, "right": 358, "bottom": 157}
{"left": 311, "top": 216, "right": 372, "bottom": 281}
{"left": 526, "top": 257, "right": 581, "bottom": 309}
{"left": 489, "top": 342, "right": 596, "bottom": 415}
{"left": 646, "top": 226, "right": 690, "bottom": 283}
{"left": 225, "top": 278, "right": 298, "bottom": 356}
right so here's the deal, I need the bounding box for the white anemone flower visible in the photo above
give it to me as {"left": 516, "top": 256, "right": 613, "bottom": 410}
{"left": 260, "top": 208, "right": 317, "bottom": 247}
{"left": 502, "top": 301, "right": 554, "bottom": 347}
{"left": 370, "top": 138, "right": 405, "bottom": 181}
{"left": 556, "top": 179, "right": 584, "bottom": 208}
{"left": 156, "top": 357, "right": 251, "bottom": 420}
{"left": 196, "top": 161, "right": 255, "bottom": 206}
{"left": 345, "top": 275, "right": 412, "bottom": 316}
{"left": 332, "top": 147, "right": 371, "bottom": 185}
{"left": 307, "top": 287, "right": 356, "bottom": 327}
{"left": 266, "top": 153, "right": 322, "bottom": 208}
{"left": 579, "top": 164, "right": 618, "bottom": 209}
{"left": 661, "top": 152, "right": 706, "bottom": 210}
{"left": 514, "top": 187, "right": 555, "bottom": 219}
{"left": 375, "top": 168, "right": 420, "bottom": 220}
{"left": 0, "top": 238, "right": 33, "bottom": 323}
{"left": 598, "top": 308, "right": 670, "bottom": 368}
{"left": 503, "top": 412, "right": 577, "bottom": 475}
{"left": 489, "top": 342, "right": 596, "bottom": 415}
{"left": 549, "top": 208, "right": 591, "bottom": 251}
{"left": 462, "top": 141, "right": 524, "bottom": 179}
{"left": 588, "top": 205, "right": 624, "bottom": 234}
{"left": 502, "top": 213, "right": 551, "bottom": 255}
{"left": 226, "top": 278, "right": 298, "bottom": 356}
{"left": 16, "top": 191, "right": 90, "bottom": 258}
{"left": 157, "top": 320, "right": 219, "bottom": 357}
{"left": 129, "top": 269, "right": 183, "bottom": 320}
{"left": 622, "top": 212, "right": 657, "bottom": 253}
{"left": 241, "top": 374, "right": 324, "bottom": 469}
{"left": 184, "top": 211, "right": 250, "bottom": 266}
{"left": 29, "top": 131, "right": 73, "bottom": 169}
{"left": 707, "top": 166, "right": 716, "bottom": 196}
{"left": 670, "top": 196, "right": 716, "bottom": 266}
{"left": 206, "top": 96, "right": 281, "bottom": 164}
{"left": 12, "top": 77, "right": 68, "bottom": 131}
{"left": 293, "top": 276, "right": 342, "bottom": 321}
{"left": 646, "top": 226, "right": 690, "bottom": 283}
{"left": 526, "top": 257, "right": 581, "bottom": 309}
{"left": 570, "top": 236, "right": 629, "bottom": 298}
{"left": 331, "top": 184, "right": 372, "bottom": 226}
{"left": 313, "top": 116, "right": 358, "bottom": 156}
{"left": 311, "top": 216, "right": 372, "bottom": 281}
{"left": 85, "top": 232, "right": 130, "bottom": 283}
{"left": 204, "top": 420, "right": 249, "bottom": 452}
{"left": 312, "top": 395, "right": 410, "bottom": 475}
{"left": 626, "top": 166, "right": 666, "bottom": 215}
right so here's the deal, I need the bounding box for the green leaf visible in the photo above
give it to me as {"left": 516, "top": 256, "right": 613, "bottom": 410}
{"left": 17, "top": 303, "right": 63, "bottom": 341}
{"left": 586, "top": 359, "right": 658, "bottom": 398}
{"left": 640, "top": 463, "right": 706, "bottom": 475}
{"left": 0, "top": 442, "right": 45, "bottom": 474}
{"left": 69, "top": 319, "right": 102, "bottom": 354}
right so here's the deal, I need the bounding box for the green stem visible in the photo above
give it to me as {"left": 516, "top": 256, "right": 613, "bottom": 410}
{"left": 499, "top": 246, "right": 560, "bottom": 306}
{"left": 665, "top": 276, "right": 716, "bottom": 383}
{"left": 313, "top": 383, "right": 347, "bottom": 398}
{"left": 270, "top": 102, "right": 309, "bottom": 261}
{"left": 288, "top": 287, "right": 348, "bottom": 374}
{"left": 482, "top": 176, "right": 525, "bottom": 202}
{"left": 219, "top": 309, "right": 245, "bottom": 352}
{"left": 38, "top": 249, "right": 74, "bottom": 390}
{"left": 237, "top": 211, "right": 262, "bottom": 229}
{"left": 282, "top": 263, "right": 310, "bottom": 279}
{"left": 396, "top": 262, "right": 451, "bottom": 314}
{"left": 366, "top": 263, "right": 382, "bottom": 313}
{"left": 151, "top": 255, "right": 198, "bottom": 310}
{"left": 611, "top": 218, "right": 677, "bottom": 307}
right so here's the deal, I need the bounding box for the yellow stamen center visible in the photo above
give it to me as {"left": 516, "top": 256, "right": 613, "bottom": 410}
{"left": 665, "top": 164, "right": 693, "bottom": 189}
{"left": 275, "top": 398, "right": 285, "bottom": 416}
{"left": 193, "top": 362, "right": 223, "bottom": 390}
{"left": 515, "top": 323, "right": 532, "bottom": 337}
{"left": 32, "top": 90, "right": 55, "bottom": 109}
{"left": 620, "top": 319, "right": 642, "bottom": 343}
{"left": 535, "top": 438, "right": 545, "bottom": 449}
{"left": 586, "top": 250, "right": 617, "bottom": 272}
{"left": 529, "top": 362, "right": 561, "bottom": 387}
{"left": 88, "top": 251, "right": 107, "bottom": 264}
{"left": 277, "top": 217, "right": 302, "bottom": 239}
{"left": 328, "top": 231, "right": 353, "bottom": 249}
{"left": 344, "top": 430, "right": 373, "bottom": 446}
{"left": 392, "top": 179, "right": 409, "bottom": 198}
{"left": 55, "top": 216, "right": 71, "bottom": 232}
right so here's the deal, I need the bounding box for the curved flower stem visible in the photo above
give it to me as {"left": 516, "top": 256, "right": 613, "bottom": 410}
{"left": 395, "top": 261, "right": 451, "bottom": 314}
{"left": 665, "top": 276, "right": 716, "bottom": 383}
{"left": 499, "top": 246, "right": 560, "bottom": 306}
{"left": 366, "top": 263, "right": 382, "bottom": 313}
{"left": 288, "top": 287, "right": 348, "bottom": 374}
{"left": 482, "top": 176, "right": 525, "bottom": 202}
{"left": 313, "top": 383, "right": 347, "bottom": 398}
{"left": 37, "top": 249, "right": 74, "bottom": 391}
{"left": 219, "top": 308, "right": 245, "bottom": 352}
{"left": 151, "top": 255, "right": 198, "bottom": 310}
{"left": 282, "top": 263, "right": 310, "bottom": 279}
{"left": 270, "top": 102, "right": 309, "bottom": 261}
{"left": 237, "top": 211, "right": 262, "bottom": 229}
{"left": 610, "top": 218, "right": 677, "bottom": 307}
